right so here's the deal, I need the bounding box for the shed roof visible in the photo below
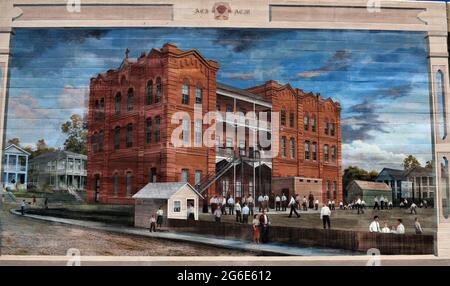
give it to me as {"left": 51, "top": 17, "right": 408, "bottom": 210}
{"left": 352, "top": 180, "right": 391, "bottom": 191}
{"left": 132, "top": 182, "right": 203, "bottom": 200}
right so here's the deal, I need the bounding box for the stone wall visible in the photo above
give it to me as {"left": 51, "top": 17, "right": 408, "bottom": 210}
{"left": 167, "top": 219, "right": 434, "bottom": 255}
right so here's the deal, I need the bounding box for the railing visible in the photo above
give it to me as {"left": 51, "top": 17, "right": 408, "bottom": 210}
{"left": 195, "top": 153, "right": 240, "bottom": 194}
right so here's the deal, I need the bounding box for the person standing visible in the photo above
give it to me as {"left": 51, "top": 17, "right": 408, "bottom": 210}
{"left": 288, "top": 195, "right": 300, "bottom": 218}
{"left": 20, "top": 200, "right": 26, "bottom": 215}
{"left": 263, "top": 193, "right": 269, "bottom": 211}
{"left": 410, "top": 202, "right": 418, "bottom": 215}
{"left": 373, "top": 196, "right": 380, "bottom": 210}
{"left": 331, "top": 200, "right": 336, "bottom": 211}
{"left": 210, "top": 196, "right": 216, "bottom": 214}
{"left": 242, "top": 203, "right": 250, "bottom": 224}
{"left": 281, "top": 193, "right": 287, "bottom": 211}
{"left": 156, "top": 207, "right": 164, "bottom": 229}
{"left": 259, "top": 209, "right": 270, "bottom": 243}
{"left": 302, "top": 196, "right": 308, "bottom": 211}
{"left": 328, "top": 199, "right": 332, "bottom": 210}
{"left": 388, "top": 200, "right": 393, "bottom": 210}
{"left": 339, "top": 201, "right": 344, "bottom": 210}
{"left": 227, "top": 196, "right": 235, "bottom": 215}
{"left": 380, "top": 195, "right": 385, "bottom": 210}
{"left": 235, "top": 200, "right": 242, "bottom": 223}
{"left": 258, "top": 193, "right": 264, "bottom": 212}
{"left": 187, "top": 204, "right": 195, "bottom": 220}
{"left": 414, "top": 217, "right": 423, "bottom": 234}
{"left": 247, "top": 194, "right": 254, "bottom": 216}
{"left": 308, "top": 192, "right": 314, "bottom": 209}
{"left": 221, "top": 196, "right": 227, "bottom": 215}
{"left": 393, "top": 219, "right": 405, "bottom": 234}
{"left": 149, "top": 215, "right": 156, "bottom": 232}
{"left": 214, "top": 206, "right": 222, "bottom": 222}
{"left": 369, "top": 216, "right": 381, "bottom": 233}
{"left": 320, "top": 204, "right": 331, "bottom": 229}
{"left": 252, "top": 214, "right": 260, "bottom": 244}
{"left": 275, "top": 195, "right": 281, "bottom": 211}
{"left": 356, "top": 197, "right": 364, "bottom": 214}
{"left": 382, "top": 222, "right": 391, "bottom": 233}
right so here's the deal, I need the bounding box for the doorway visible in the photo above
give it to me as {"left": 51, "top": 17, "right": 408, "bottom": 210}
{"left": 94, "top": 175, "right": 100, "bottom": 203}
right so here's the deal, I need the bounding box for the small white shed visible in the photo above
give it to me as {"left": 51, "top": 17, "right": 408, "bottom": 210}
{"left": 132, "top": 182, "right": 203, "bottom": 228}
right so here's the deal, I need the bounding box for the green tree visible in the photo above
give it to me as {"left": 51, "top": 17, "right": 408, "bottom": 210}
{"left": 425, "top": 160, "right": 433, "bottom": 169}
{"left": 403, "top": 155, "right": 421, "bottom": 171}
{"left": 61, "top": 114, "right": 87, "bottom": 155}
{"left": 342, "top": 166, "right": 379, "bottom": 199}
{"left": 31, "top": 138, "right": 55, "bottom": 159}
{"left": 7, "top": 137, "right": 21, "bottom": 146}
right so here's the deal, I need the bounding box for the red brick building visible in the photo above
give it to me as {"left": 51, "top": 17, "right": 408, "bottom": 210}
{"left": 87, "top": 43, "right": 342, "bottom": 204}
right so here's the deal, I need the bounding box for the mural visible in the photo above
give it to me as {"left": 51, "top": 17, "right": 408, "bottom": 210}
{"left": 1, "top": 28, "right": 436, "bottom": 256}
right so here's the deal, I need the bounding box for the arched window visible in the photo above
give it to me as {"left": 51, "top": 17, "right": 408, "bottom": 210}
{"left": 146, "top": 80, "right": 153, "bottom": 105}
{"left": 94, "top": 100, "right": 100, "bottom": 120}
{"left": 304, "top": 140, "right": 310, "bottom": 160}
{"left": 281, "top": 110, "right": 286, "bottom": 127}
{"left": 113, "top": 173, "right": 119, "bottom": 196}
{"left": 98, "top": 130, "right": 104, "bottom": 152}
{"left": 325, "top": 118, "right": 329, "bottom": 135}
{"left": 126, "top": 171, "right": 133, "bottom": 196}
{"left": 289, "top": 111, "right": 295, "bottom": 128}
{"left": 127, "top": 88, "right": 134, "bottom": 111}
{"left": 331, "top": 145, "right": 336, "bottom": 162}
{"left": 290, "top": 138, "right": 295, "bottom": 159}
{"left": 114, "top": 126, "right": 120, "bottom": 149}
{"left": 126, "top": 123, "right": 133, "bottom": 148}
{"left": 155, "top": 77, "right": 162, "bottom": 103}
{"left": 312, "top": 142, "right": 317, "bottom": 161}
{"left": 304, "top": 113, "right": 309, "bottom": 131}
{"left": 281, "top": 136, "right": 287, "bottom": 158}
{"left": 146, "top": 118, "right": 152, "bottom": 144}
{"left": 311, "top": 114, "right": 316, "bottom": 132}
{"left": 330, "top": 121, "right": 335, "bottom": 136}
{"left": 324, "top": 144, "right": 329, "bottom": 162}
{"left": 155, "top": 116, "right": 161, "bottom": 142}
{"left": 115, "top": 92, "right": 121, "bottom": 115}
{"left": 195, "top": 86, "right": 203, "bottom": 104}
{"left": 437, "top": 70, "right": 447, "bottom": 139}
{"left": 326, "top": 181, "right": 331, "bottom": 199}
{"left": 182, "top": 81, "right": 190, "bottom": 105}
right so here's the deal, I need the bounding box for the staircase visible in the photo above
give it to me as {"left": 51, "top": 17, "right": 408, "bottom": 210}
{"left": 67, "top": 186, "right": 83, "bottom": 202}
{"left": 4, "top": 191, "right": 18, "bottom": 203}
{"left": 195, "top": 153, "right": 241, "bottom": 195}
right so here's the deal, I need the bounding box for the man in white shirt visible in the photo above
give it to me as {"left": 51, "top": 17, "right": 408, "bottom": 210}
{"left": 393, "top": 219, "right": 405, "bottom": 234}
{"left": 259, "top": 209, "right": 270, "bottom": 243}
{"left": 281, "top": 193, "right": 287, "bottom": 211}
{"left": 263, "top": 194, "right": 269, "bottom": 211}
{"left": 320, "top": 204, "right": 331, "bottom": 229}
{"left": 247, "top": 195, "right": 254, "bottom": 215}
{"left": 327, "top": 199, "right": 332, "bottom": 210}
{"left": 314, "top": 199, "right": 319, "bottom": 211}
{"left": 235, "top": 200, "right": 242, "bottom": 223}
{"left": 288, "top": 196, "right": 300, "bottom": 218}
{"left": 369, "top": 215, "right": 381, "bottom": 233}
{"left": 373, "top": 196, "right": 380, "bottom": 210}
{"left": 227, "top": 196, "right": 234, "bottom": 215}
{"left": 258, "top": 194, "right": 264, "bottom": 212}
{"left": 275, "top": 195, "right": 281, "bottom": 211}
{"left": 302, "top": 196, "right": 308, "bottom": 211}
{"left": 331, "top": 200, "right": 336, "bottom": 210}
{"left": 187, "top": 204, "right": 195, "bottom": 220}
{"left": 356, "top": 197, "right": 364, "bottom": 214}
{"left": 242, "top": 203, "right": 250, "bottom": 224}
{"left": 339, "top": 201, "right": 344, "bottom": 210}
{"left": 380, "top": 195, "right": 385, "bottom": 210}
{"left": 410, "top": 202, "right": 417, "bottom": 214}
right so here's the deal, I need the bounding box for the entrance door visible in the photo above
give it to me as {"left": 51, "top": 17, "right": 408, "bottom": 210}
{"left": 187, "top": 199, "right": 195, "bottom": 220}
{"left": 94, "top": 175, "right": 100, "bottom": 203}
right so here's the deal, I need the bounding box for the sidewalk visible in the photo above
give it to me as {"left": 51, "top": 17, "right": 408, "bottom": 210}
{"left": 9, "top": 209, "right": 357, "bottom": 256}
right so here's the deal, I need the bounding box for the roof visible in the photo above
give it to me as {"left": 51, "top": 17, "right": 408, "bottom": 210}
{"left": 4, "top": 144, "right": 31, "bottom": 156}
{"left": 377, "top": 168, "right": 406, "bottom": 180}
{"left": 217, "top": 82, "right": 271, "bottom": 103}
{"left": 132, "top": 182, "right": 203, "bottom": 200}
{"left": 351, "top": 180, "right": 391, "bottom": 191}
{"left": 30, "top": 150, "right": 87, "bottom": 162}
{"left": 405, "top": 166, "right": 433, "bottom": 177}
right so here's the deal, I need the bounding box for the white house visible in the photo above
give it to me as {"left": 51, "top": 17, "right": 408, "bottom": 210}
{"left": 2, "top": 144, "right": 30, "bottom": 191}
{"left": 132, "top": 182, "right": 203, "bottom": 228}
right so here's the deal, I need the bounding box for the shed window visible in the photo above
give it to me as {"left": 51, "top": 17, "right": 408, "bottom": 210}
{"left": 173, "top": 200, "right": 181, "bottom": 213}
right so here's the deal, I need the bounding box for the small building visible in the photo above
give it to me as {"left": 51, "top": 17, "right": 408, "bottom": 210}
{"left": 2, "top": 144, "right": 30, "bottom": 191}
{"left": 346, "top": 180, "right": 392, "bottom": 206}
{"left": 375, "top": 168, "right": 406, "bottom": 203}
{"left": 132, "top": 182, "right": 203, "bottom": 228}
{"left": 28, "top": 150, "right": 87, "bottom": 191}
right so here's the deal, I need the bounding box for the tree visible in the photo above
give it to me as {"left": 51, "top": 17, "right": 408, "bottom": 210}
{"left": 61, "top": 114, "right": 87, "bottom": 155}
{"left": 425, "top": 160, "right": 433, "bottom": 169}
{"left": 31, "top": 138, "right": 55, "bottom": 159}
{"left": 403, "top": 155, "right": 421, "bottom": 171}
{"left": 7, "top": 138, "right": 20, "bottom": 146}
{"left": 342, "top": 166, "right": 379, "bottom": 198}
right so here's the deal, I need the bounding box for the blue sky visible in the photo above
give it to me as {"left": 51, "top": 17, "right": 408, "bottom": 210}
{"left": 7, "top": 28, "right": 431, "bottom": 171}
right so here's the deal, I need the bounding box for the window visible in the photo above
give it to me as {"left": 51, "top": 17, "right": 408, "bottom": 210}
{"left": 312, "top": 142, "right": 317, "bottom": 161}
{"left": 304, "top": 113, "right": 309, "bottom": 131}
{"left": 236, "top": 181, "right": 242, "bottom": 198}
{"left": 281, "top": 110, "right": 286, "bottom": 127}
{"left": 324, "top": 144, "right": 329, "bottom": 162}
{"left": 181, "top": 169, "right": 189, "bottom": 182}
{"left": 305, "top": 141, "right": 310, "bottom": 160}
{"left": 146, "top": 80, "right": 153, "bottom": 105}
{"left": 290, "top": 137, "right": 295, "bottom": 159}
{"left": 437, "top": 70, "right": 447, "bottom": 139}
{"left": 325, "top": 119, "right": 329, "bottom": 135}
{"left": 182, "top": 82, "right": 189, "bottom": 105}
{"left": 68, "top": 158, "right": 74, "bottom": 171}
{"left": 239, "top": 140, "right": 246, "bottom": 156}
{"left": 114, "top": 126, "right": 120, "bottom": 149}
{"left": 126, "top": 123, "right": 133, "bottom": 148}
{"left": 331, "top": 122, "right": 335, "bottom": 136}
{"left": 155, "top": 116, "right": 161, "bottom": 142}
{"left": 331, "top": 145, "right": 336, "bottom": 162}
{"left": 173, "top": 200, "right": 181, "bottom": 213}
{"left": 326, "top": 181, "right": 331, "bottom": 199}
{"left": 98, "top": 131, "right": 104, "bottom": 152}
{"left": 100, "top": 98, "right": 105, "bottom": 111}
{"left": 281, "top": 136, "right": 287, "bottom": 158}
{"left": 127, "top": 88, "right": 134, "bottom": 111}
{"left": 442, "top": 156, "right": 450, "bottom": 218}
{"left": 182, "top": 119, "right": 190, "bottom": 145}
{"left": 155, "top": 77, "right": 162, "bottom": 103}
{"left": 126, "top": 172, "right": 132, "bottom": 196}
{"left": 311, "top": 115, "right": 316, "bottom": 132}
{"left": 195, "top": 86, "right": 203, "bottom": 104}
{"left": 146, "top": 118, "right": 152, "bottom": 144}
{"left": 289, "top": 112, "right": 294, "bottom": 128}
{"left": 94, "top": 100, "right": 99, "bottom": 120}
{"left": 195, "top": 119, "right": 202, "bottom": 146}
{"left": 222, "top": 178, "right": 229, "bottom": 196}
{"left": 113, "top": 174, "right": 119, "bottom": 196}
{"left": 92, "top": 132, "right": 98, "bottom": 153}
{"left": 226, "top": 137, "right": 233, "bottom": 149}
{"left": 333, "top": 181, "right": 337, "bottom": 199}
{"left": 150, "top": 168, "right": 157, "bottom": 183}
{"left": 195, "top": 170, "right": 202, "bottom": 185}
{"left": 115, "top": 92, "right": 121, "bottom": 115}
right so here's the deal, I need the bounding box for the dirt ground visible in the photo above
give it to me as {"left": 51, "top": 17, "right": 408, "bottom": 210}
{"left": 200, "top": 207, "right": 437, "bottom": 235}
{"left": 0, "top": 205, "right": 254, "bottom": 256}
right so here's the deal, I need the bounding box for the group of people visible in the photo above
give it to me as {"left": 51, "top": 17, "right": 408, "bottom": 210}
{"left": 148, "top": 207, "right": 164, "bottom": 232}
{"left": 369, "top": 216, "right": 424, "bottom": 234}
{"left": 210, "top": 194, "right": 256, "bottom": 218}
{"left": 213, "top": 199, "right": 252, "bottom": 224}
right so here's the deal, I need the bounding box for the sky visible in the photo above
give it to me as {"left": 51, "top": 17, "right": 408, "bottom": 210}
{"left": 6, "top": 28, "right": 431, "bottom": 171}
